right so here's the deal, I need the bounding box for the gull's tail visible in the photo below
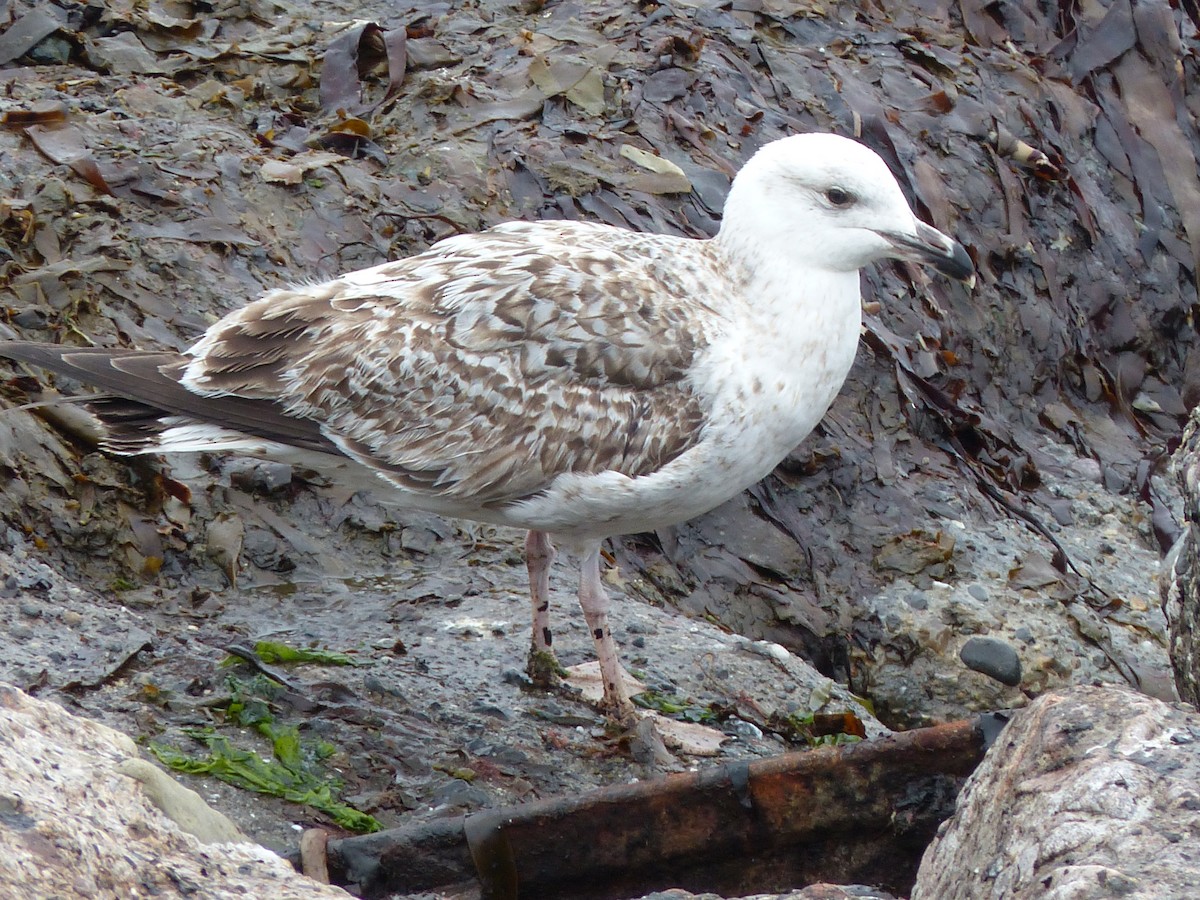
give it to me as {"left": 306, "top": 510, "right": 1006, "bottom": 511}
{"left": 0, "top": 341, "right": 330, "bottom": 455}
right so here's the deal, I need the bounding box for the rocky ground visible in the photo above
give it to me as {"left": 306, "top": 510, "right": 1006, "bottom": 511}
{"left": 0, "top": 0, "right": 1196, "bottom": 897}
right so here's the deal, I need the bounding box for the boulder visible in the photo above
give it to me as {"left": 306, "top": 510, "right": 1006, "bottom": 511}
{"left": 1164, "top": 411, "right": 1200, "bottom": 707}
{"left": 913, "top": 686, "right": 1200, "bottom": 899}
{"left": 0, "top": 683, "right": 348, "bottom": 899}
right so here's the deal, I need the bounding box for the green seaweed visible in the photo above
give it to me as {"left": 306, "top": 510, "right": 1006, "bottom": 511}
{"left": 250, "top": 640, "right": 360, "bottom": 666}
{"left": 632, "top": 689, "right": 718, "bottom": 723}
{"left": 149, "top": 675, "right": 380, "bottom": 833}
{"left": 219, "top": 640, "right": 360, "bottom": 668}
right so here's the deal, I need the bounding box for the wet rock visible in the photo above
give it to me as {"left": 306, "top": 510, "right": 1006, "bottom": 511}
{"left": 0, "top": 538, "right": 153, "bottom": 690}
{"left": 9, "top": 307, "right": 47, "bottom": 329}
{"left": 429, "top": 777, "right": 490, "bottom": 810}
{"left": 914, "top": 686, "right": 1200, "bottom": 899}
{"left": 959, "top": 636, "right": 1022, "bottom": 687}
{"left": 227, "top": 459, "right": 294, "bottom": 494}
{"left": 0, "top": 0, "right": 1184, "bottom": 868}
{"left": 116, "top": 758, "right": 247, "bottom": 844}
{"left": 470, "top": 699, "right": 512, "bottom": 720}
{"left": 240, "top": 526, "right": 294, "bottom": 572}
{"left": 1165, "top": 411, "right": 1200, "bottom": 708}
{"left": 500, "top": 666, "right": 534, "bottom": 688}
{"left": 0, "top": 682, "right": 349, "bottom": 899}
{"left": 854, "top": 459, "right": 1168, "bottom": 727}
{"left": 966, "top": 584, "right": 989, "bottom": 602}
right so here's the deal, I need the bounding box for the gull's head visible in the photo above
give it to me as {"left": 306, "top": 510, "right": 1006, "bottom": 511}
{"left": 719, "top": 133, "right": 973, "bottom": 282}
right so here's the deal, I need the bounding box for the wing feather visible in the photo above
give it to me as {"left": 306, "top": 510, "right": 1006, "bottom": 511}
{"left": 0, "top": 344, "right": 332, "bottom": 453}
{"left": 3, "top": 220, "right": 728, "bottom": 506}
{"left": 184, "top": 220, "right": 726, "bottom": 504}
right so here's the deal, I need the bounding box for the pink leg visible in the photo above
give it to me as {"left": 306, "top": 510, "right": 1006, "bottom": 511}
{"left": 525, "top": 530, "right": 564, "bottom": 686}
{"left": 525, "top": 530, "right": 555, "bottom": 653}
{"left": 577, "top": 545, "right": 634, "bottom": 717}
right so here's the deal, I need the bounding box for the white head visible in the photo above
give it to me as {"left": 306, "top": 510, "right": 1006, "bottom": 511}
{"left": 718, "top": 133, "right": 972, "bottom": 281}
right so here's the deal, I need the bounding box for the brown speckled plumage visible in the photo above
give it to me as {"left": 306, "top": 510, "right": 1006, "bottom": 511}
{"left": 182, "top": 222, "right": 716, "bottom": 507}
{"left": 0, "top": 134, "right": 972, "bottom": 722}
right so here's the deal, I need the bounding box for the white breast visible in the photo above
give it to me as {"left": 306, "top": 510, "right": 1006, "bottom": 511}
{"left": 505, "top": 267, "right": 864, "bottom": 541}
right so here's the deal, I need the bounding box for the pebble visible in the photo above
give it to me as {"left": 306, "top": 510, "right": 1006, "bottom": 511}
{"left": 748, "top": 640, "right": 791, "bottom": 663}
{"left": 960, "top": 636, "right": 1022, "bottom": 686}
{"left": 727, "top": 719, "right": 762, "bottom": 740}
{"left": 227, "top": 460, "right": 294, "bottom": 494}
{"left": 430, "top": 778, "right": 491, "bottom": 810}
{"left": 905, "top": 591, "right": 929, "bottom": 610}
{"left": 500, "top": 667, "right": 533, "bottom": 688}
{"left": 471, "top": 701, "right": 511, "bottom": 721}
{"left": 1072, "top": 456, "right": 1103, "bottom": 483}
{"left": 967, "top": 584, "right": 989, "bottom": 602}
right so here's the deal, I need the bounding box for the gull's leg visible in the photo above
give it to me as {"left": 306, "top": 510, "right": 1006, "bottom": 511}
{"left": 525, "top": 530, "right": 563, "bottom": 685}
{"left": 577, "top": 544, "right": 635, "bottom": 718}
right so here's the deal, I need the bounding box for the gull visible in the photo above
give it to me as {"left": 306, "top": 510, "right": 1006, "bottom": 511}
{"left": 0, "top": 133, "right": 972, "bottom": 722}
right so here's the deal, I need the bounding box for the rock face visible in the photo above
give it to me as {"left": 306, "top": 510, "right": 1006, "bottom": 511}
{"left": 0, "top": 683, "right": 348, "bottom": 899}
{"left": 1165, "top": 411, "right": 1200, "bottom": 707}
{"left": 0, "top": 0, "right": 1186, "bottom": 870}
{"left": 913, "top": 686, "right": 1200, "bottom": 900}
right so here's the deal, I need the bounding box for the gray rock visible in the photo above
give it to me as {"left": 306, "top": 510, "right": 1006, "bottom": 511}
{"left": 1165, "top": 410, "right": 1200, "bottom": 707}
{"left": 857, "top": 454, "right": 1171, "bottom": 727}
{"left": 914, "top": 686, "right": 1200, "bottom": 899}
{"left": 959, "top": 636, "right": 1022, "bottom": 686}
{"left": 0, "top": 683, "right": 349, "bottom": 898}
{"left": 116, "top": 758, "right": 247, "bottom": 844}
{"left": 966, "top": 584, "right": 989, "bottom": 602}
{"left": 905, "top": 591, "right": 928, "bottom": 610}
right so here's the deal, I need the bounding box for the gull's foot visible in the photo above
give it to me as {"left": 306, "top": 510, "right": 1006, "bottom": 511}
{"left": 525, "top": 646, "right": 570, "bottom": 690}
{"left": 526, "top": 648, "right": 731, "bottom": 760}
{"left": 606, "top": 711, "right": 729, "bottom": 765}
{"left": 637, "top": 713, "right": 727, "bottom": 758}
{"left": 561, "top": 660, "right": 646, "bottom": 712}
{"left": 561, "top": 662, "right": 728, "bottom": 759}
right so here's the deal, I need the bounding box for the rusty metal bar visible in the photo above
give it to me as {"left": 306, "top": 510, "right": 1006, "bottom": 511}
{"left": 322, "top": 718, "right": 987, "bottom": 899}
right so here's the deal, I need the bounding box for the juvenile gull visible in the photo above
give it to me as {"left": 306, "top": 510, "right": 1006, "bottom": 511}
{"left": 0, "top": 133, "right": 972, "bottom": 720}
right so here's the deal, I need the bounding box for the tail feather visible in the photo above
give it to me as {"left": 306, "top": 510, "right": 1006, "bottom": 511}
{"left": 0, "top": 341, "right": 334, "bottom": 455}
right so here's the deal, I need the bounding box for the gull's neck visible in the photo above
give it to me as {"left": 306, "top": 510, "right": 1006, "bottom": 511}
{"left": 712, "top": 202, "right": 863, "bottom": 331}
{"left": 694, "top": 198, "right": 865, "bottom": 460}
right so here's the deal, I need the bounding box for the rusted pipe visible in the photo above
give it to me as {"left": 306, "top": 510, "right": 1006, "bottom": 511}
{"left": 322, "top": 717, "right": 989, "bottom": 899}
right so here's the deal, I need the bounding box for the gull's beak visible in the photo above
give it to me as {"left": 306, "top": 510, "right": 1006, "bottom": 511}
{"left": 882, "top": 220, "right": 975, "bottom": 285}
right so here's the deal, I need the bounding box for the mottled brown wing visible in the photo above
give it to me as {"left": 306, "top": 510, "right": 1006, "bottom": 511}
{"left": 183, "top": 221, "right": 727, "bottom": 505}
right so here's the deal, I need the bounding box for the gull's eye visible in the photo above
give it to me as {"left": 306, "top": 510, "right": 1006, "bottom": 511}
{"left": 825, "top": 186, "right": 855, "bottom": 208}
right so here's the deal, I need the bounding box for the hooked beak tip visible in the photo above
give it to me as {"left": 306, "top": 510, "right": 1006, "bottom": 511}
{"left": 944, "top": 240, "right": 976, "bottom": 285}
{"left": 886, "top": 221, "right": 975, "bottom": 283}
